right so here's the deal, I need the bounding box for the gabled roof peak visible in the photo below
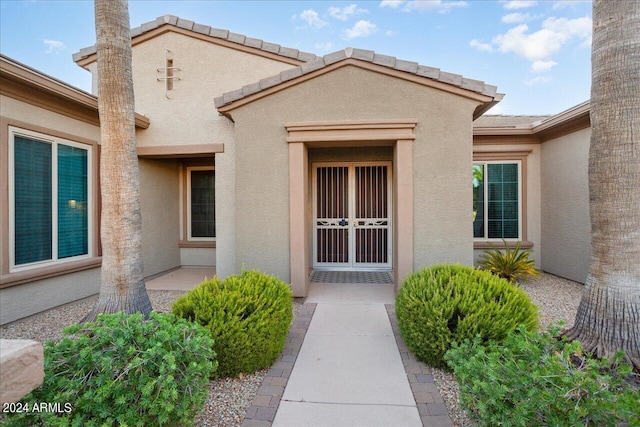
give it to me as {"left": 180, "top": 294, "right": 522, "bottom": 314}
{"left": 73, "top": 14, "right": 318, "bottom": 64}
{"left": 215, "top": 47, "right": 501, "bottom": 112}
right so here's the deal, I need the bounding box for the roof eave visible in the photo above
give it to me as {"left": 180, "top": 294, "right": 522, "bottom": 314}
{"left": 1, "top": 55, "right": 150, "bottom": 129}
{"left": 216, "top": 54, "right": 501, "bottom": 116}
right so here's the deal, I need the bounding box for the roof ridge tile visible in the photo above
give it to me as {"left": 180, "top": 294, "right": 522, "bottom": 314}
{"left": 73, "top": 14, "right": 317, "bottom": 64}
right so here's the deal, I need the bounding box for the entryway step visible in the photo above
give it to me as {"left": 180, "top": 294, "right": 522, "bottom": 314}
{"left": 309, "top": 270, "right": 393, "bottom": 284}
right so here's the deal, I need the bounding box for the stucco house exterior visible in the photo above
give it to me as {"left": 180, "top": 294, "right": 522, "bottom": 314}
{"left": 0, "top": 15, "right": 591, "bottom": 324}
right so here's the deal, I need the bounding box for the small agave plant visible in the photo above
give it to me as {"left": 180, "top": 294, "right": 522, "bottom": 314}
{"left": 479, "top": 239, "right": 540, "bottom": 284}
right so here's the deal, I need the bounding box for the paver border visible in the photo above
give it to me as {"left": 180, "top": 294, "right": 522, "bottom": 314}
{"left": 241, "top": 303, "right": 317, "bottom": 427}
{"left": 386, "top": 304, "right": 454, "bottom": 427}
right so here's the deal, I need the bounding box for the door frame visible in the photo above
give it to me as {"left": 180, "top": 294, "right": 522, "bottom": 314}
{"left": 312, "top": 161, "right": 393, "bottom": 271}
{"left": 286, "top": 119, "right": 416, "bottom": 297}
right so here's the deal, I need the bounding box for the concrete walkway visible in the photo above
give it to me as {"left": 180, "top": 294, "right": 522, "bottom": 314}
{"left": 272, "top": 283, "right": 422, "bottom": 427}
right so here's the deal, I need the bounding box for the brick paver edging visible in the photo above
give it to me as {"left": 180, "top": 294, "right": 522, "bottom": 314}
{"left": 241, "top": 303, "right": 317, "bottom": 427}
{"left": 385, "top": 304, "right": 455, "bottom": 427}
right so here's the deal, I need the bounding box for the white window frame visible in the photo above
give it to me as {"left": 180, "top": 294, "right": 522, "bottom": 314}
{"left": 186, "top": 166, "right": 215, "bottom": 241}
{"left": 8, "top": 126, "right": 93, "bottom": 272}
{"left": 473, "top": 160, "right": 522, "bottom": 242}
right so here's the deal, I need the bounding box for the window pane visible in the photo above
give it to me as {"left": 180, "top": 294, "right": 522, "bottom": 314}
{"left": 58, "top": 144, "right": 89, "bottom": 258}
{"left": 486, "top": 163, "right": 519, "bottom": 239}
{"left": 473, "top": 165, "right": 484, "bottom": 238}
{"left": 14, "top": 136, "right": 52, "bottom": 265}
{"left": 191, "top": 170, "right": 215, "bottom": 238}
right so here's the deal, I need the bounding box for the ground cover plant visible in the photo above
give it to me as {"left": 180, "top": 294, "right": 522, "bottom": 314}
{"left": 4, "top": 312, "right": 216, "bottom": 427}
{"left": 478, "top": 239, "right": 539, "bottom": 283}
{"left": 446, "top": 325, "right": 640, "bottom": 426}
{"left": 172, "top": 270, "right": 293, "bottom": 378}
{"left": 395, "top": 264, "right": 538, "bottom": 369}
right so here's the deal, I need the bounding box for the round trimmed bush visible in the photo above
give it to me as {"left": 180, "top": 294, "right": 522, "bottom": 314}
{"left": 396, "top": 264, "right": 538, "bottom": 370}
{"left": 5, "top": 312, "right": 216, "bottom": 427}
{"left": 172, "top": 270, "right": 293, "bottom": 378}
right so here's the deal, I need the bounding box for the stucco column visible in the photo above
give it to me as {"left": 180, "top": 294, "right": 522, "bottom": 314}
{"left": 394, "top": 139, "right": 414, "bottom": 290}
{"left": 289, "top": 142, "right": 308, "bottom": 297}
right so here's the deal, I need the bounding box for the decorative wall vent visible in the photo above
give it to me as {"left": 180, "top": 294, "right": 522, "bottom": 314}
{"left": 157, "top": 50, "right": 181, "bottom": 98}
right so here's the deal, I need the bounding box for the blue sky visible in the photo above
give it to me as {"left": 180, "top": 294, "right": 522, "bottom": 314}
{"left": 0, "top": 0, "right": 592, "bottom": 115}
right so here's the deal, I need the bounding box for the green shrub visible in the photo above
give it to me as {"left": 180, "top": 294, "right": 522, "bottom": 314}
{"left": 395, "top": 264, "right": 538, "bottom": 369}
{"left": 172, "top": 270, "right": 293, "bottom": 378}
{"left": 445, "top": 325, "right": 640, "bottom": 426}
{"left": 4, "top": 312, "right": 216, "bottom": 427}
{"left": 478, "top": 239, "right": 540, "bottom": 283}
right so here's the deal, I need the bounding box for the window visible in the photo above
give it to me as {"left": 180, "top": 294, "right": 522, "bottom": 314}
{"left": 9, "top": 127, "right": 92, "bottom": 271}
{"left": 473, "top": 161, "right": 520, "bottom": 240}
{"left": 187, "top": 167, "right": 215, "bottom": 240}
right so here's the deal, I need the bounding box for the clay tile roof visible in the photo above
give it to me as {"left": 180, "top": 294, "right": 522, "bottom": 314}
{"left": 72, "top": 14, "right": 318, "bottom": 64}
{"left": 214, "top": 47, "right": 501, "bottom": 109}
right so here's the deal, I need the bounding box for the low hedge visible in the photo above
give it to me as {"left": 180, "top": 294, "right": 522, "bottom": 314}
{"left": 446, "top": 325, "right": 640, "bottom": 426}
{"left": 395, "top": 264, "right": 538, "bottom": 369}
{"left": 4, "top": 312, "right": 216, "bottom": 427}
{"left": 172, "top": 270, "right": 293, "bottom": 378}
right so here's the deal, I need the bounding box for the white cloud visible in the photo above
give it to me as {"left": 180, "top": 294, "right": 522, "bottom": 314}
{"left": 380, "top": 0, "right": 467, "bottom": 13}
{"left": 493, "top": 16, "right": 592, "bottom": 61}
{"left": 501, "top": 12, "right": 532, "bottom": 23}
{"left": 380, "top": 0, "right": 404, "bottom": 8}
{"left": 403, "top": 1, "right": 468, "bottom": 13}
{"left": 294, "top": 9, "right": 328, "bottom": 29}
{"left": 328, "top": 4, "right": 368, "bottom": 21}
{"left": 524, "top": 76, "right": 552, "bottom": 85}
{"left": 531, "top": 59, "right": 557, "bottom": 72}
{"left": 315, "top": 41, "right": 334, "bottom": 51}
{"left": 43, "top": 39, "right": 65, "bottom": 54}
{"left": 386, "top": 30, "right": 398, "bottom": 36}
{"left": 470, "top": 39, "right": 493, "bottom": 52}
{"left": 503, "top": 1, "right": 537, "bottom": 10}
{"left": 344, "top": 20, "right": 378, "bottom": 39}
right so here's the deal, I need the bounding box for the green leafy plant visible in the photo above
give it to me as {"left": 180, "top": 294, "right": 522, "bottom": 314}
{"left": 479, "top": 239, "right": 540, "bottom": 283}
{"left": 4, "top": 312, "right": 216, "bottom": 427}
{"left": 172, "top": 269, "right": 293, "bottom": 378}
{"left": 445, "top": 325, "right": 640, "bottom": 427}
{"left": 395, "top": 264, "right": 538, "bottom": 370}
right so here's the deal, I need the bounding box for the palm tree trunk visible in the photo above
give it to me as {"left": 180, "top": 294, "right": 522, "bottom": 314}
{"left": 83, "top": 0, "right": 152, "bottom": 322}
{"left": 565, "top": 0, "right": 640, "bottom": 371}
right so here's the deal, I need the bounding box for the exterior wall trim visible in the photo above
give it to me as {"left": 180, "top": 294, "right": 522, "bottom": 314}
{"left": 1, "top": 56, "right": 150, "bottom": 129}
{"left": 218, "top": 60, "right": 495, "bottom": 117}
{"left": 286, "top": 120, "right": 416, "bottom": 296}
{"left": 473, "top": 150, "right": 532, "bottom": 245}
{"left": 0, "top": 257, "right": 102, "bottom": 289}
{"left": 137, "top": 144, "right": 224, "bottom": 158}
{"left": 286, "top": 119, "right": 418, "bottom": 143}
{"left": 75, "top": 26, "right": 307, "bottom": 69}
{"left": 1, "top": 117, "right": 102, "bottom": 280}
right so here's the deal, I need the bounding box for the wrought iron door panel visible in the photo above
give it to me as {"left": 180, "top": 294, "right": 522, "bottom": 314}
{"left": 315, "top": 166, "right": 349, "bottom": 265}
{"left": 313, "top": 162, "right": 392, "bottom": 270}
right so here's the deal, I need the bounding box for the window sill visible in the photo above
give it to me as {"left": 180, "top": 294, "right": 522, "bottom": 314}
{"left": 178, "top": 240, "right": 216, "bottom": 249}
{"left": 1, "top": 257, "right": 102, "bottom": 289}
{"left": 474, "top": 241, "right": 533, "bottom": 250}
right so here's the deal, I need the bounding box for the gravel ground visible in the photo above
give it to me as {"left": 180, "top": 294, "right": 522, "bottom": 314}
{"left": 1, "top": 273, "right": 582, "bottom": 427}
{"left": 0, "top": 291, "right": 302, "bottom": 427}
{"left": 433, "top": 272, "right": 585, "bottom": 427}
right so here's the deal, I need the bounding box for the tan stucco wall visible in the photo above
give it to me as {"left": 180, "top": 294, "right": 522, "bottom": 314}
{"left": 180, "top": 247, "right": 216, "bottom": 266}
{"left": 0, "top": 96, "right": 100, "bottom": 142}
{"left": 0, "top": 268, "right": 100, "bottom": 325}
{"left": 472, "top": 143, "right": 542, "bottom": 267}
{"left": 0, "top": 96, "right": 102, "bottom": 325}
{"left": 138, "top": 158, "right": 181, "bottom": 277}
{"left": 221, "top": 65, "right": 479, "bottom": 282}
{"left": 540, "top": 128, "right": 591, "bottom": 283}
{"left": 124, "top": 32, "right": 296, "bottom": 148}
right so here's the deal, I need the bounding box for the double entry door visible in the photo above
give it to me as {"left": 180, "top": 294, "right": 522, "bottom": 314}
{"left": 313, "top": 162, "right": 392, "bottom": 270}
